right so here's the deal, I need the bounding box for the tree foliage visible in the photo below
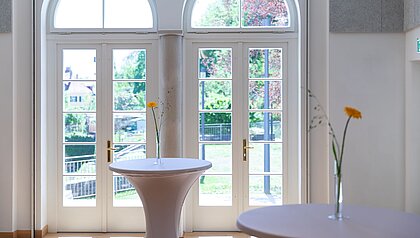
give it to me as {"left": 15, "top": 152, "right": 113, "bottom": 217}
{"left": 195, "top": 0, "right": 289, "bottom": 27}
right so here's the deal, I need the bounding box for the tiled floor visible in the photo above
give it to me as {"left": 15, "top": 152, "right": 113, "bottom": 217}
{"left": 44, "top": 232, "right": 251, "bottom": 238}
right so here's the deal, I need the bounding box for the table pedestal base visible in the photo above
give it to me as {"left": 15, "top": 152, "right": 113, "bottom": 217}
{"left": 126, "top": 171, "right": 203, "bottom": 238}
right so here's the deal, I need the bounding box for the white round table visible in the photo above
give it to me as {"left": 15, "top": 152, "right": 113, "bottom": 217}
{"left": 109, "top": 158, "right": 212, "bottom": 238}
{"left": 237, "top": 204, "right": 420, "bottom": 238}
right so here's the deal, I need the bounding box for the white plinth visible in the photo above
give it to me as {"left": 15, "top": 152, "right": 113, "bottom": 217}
{"left": 109, "top": 158, "right": 212, "bottom": 238}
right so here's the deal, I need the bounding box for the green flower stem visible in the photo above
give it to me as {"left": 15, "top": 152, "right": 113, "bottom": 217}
{"left": 335, "top": 172, "right": 342, "bottom": 215}
{"left": 151, "top": 107, "right": 160, "bottom": 158}
{"left": 339, "top": 116, "right": 352, "bottom": 169}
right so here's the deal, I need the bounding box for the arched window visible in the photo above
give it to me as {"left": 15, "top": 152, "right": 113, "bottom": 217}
{"left": 184, "top": 0, "right": 300, "bottom": 230}
{"left": 45, "top": 0, "right": 159, "bottom": 231}
{"left": 51, "top": 0, "right": 156, "bottom": 32}
{"left": 188, "top": 0, "right": 293, "bottom": 31}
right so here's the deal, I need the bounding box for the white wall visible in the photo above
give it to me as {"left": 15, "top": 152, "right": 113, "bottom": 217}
{"left": 13, "top": 0, "right": 33, "bottom": 230}
{"left": 405, "top": 26, "right": 420, "bottom": 214}
{"left": 0, "top": 33, "right": 14, "bottom": 232}
{"left": 0, "top": 0, "right": 32, "bottom": 232}
{"left": 329, "top": 33, "right": 406, "bottom": 210}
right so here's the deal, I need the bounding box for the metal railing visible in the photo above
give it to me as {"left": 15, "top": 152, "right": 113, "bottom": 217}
{"left": 64, "top": 122, "right": 281, "bottom": 199}
{"left": 64, "top": 145, "right": 143, "bottom": 199}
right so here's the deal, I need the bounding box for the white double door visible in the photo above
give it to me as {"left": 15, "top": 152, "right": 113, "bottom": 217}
{"left": 52, "top": 40, "right": 298, "bottom": 232}
{"left": 185, "top": 41, "right": 299, "bottom": 230}
{"left": 55, "top": 42, "right": 158, "bottom": 232}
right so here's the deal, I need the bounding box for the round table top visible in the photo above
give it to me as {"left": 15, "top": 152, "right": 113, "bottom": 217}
{"left": 109, "top": 158, "right": 212, "bottom": 175}
{"left": 236, "top": 204, "right": 420, "bottom": 238}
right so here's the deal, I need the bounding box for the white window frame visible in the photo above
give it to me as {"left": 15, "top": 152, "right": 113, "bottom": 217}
{"left": 45, "top": 34, "right": 159, "bottom": 232}
{"left": 183, "top": 0, "right": 298, "bottom": 33}
{"left": 182, "top": 33, "right": 301, "bottom": 231}
{"left": 47, "top": 0, "right": 158, "bottom": 33}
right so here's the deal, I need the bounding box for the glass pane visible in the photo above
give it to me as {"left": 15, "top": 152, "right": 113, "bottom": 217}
{"left": 63, "top": 82, "right": 96, "bottom": 112}
{"left": 191, "top": 0, "right": 240, "bottom": 28}
{"left": 249, "top": 112, "right": 281, "bottom": 142}
{"left": 199, "top": 144, "right": 232, "bottom": 174}
{"left": 55, "top": 0, "right": 103, "bottom": 28}
{"left": 63, "top": 50, "right": 97, "bottom": 80}
{"left": 199, "top": 175, "right": 232, "bottom": 206}
{"left": 249, "top": 80, "right": 282, "bottom": 110}
{"left": 199, "top": 113, "right": 231, "bottom": 142}
{"left": 249, "top": 143, "right": 282, "bottom": 173}
{"left": 64, "top": 113, "right": 96, "bottom": 142}
{"left": 113, "top": 176, "right": 142, "bottom": 207}
{"left": 63, "top": 176, "right": 96, "bottom": 206}
{"left": 114, "top": 82, "right": 146, "bottom": 111}
{"left": 242, "top": 0, "right": 290, "bottom": 27}
{"left": 64, "top": 145, "right": 96, "bottom": 175}
{"left": 198, "top": 48, "right": 232, "bottom": 79}
{"left": 113, "top": 49, "right": 146, "bottom": 80}
{"left": 249, "top": 48, "right": 282, "bottom": 79}
{"left": 104, "top": 0, "right": 153, "bottom": 28}
{"left": 114, "top": 144, "right": 146, "bottom": 162}
{"left": 199, "top": 81, "right": 232, "bottom": 110}
{"left": 249, "top": 175, "right": 282, "bottom": 206}
{"left": 114, "top": 113, "right": 146, "bottom": 143}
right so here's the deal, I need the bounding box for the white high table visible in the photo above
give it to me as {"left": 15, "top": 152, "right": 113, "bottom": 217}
{"left": 237, "top": 204, "right": 420, "bottom": 238}
{"left": 109, "top": 158, "right": 212, "bottom": 238}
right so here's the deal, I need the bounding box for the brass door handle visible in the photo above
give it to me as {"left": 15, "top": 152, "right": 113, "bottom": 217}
{"left": 242, "top": 139, "right": 253, "bottom": 161}
{"left": 107, "top": 140, "right": 116, "bottom": 162}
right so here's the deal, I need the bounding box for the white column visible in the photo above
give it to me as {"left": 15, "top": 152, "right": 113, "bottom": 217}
{"left": 0, "top": 33, "right": 14, "bottom": 232}
{"left": 159, "top": 33, "right": 183, "bottom": 158}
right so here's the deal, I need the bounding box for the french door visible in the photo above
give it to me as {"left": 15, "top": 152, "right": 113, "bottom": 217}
{"left": 185, "top": 41, "right": 299, "bottom": 230}
{"left": 56, "top": 43, "right": 157, "bottom": 232}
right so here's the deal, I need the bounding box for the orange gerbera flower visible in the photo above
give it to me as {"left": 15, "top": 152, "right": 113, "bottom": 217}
{"left": 147, "top": 101, "right": 158, "bottom": 108}
{"left": 344, "top": 106, "right": 362, "bottom": 119}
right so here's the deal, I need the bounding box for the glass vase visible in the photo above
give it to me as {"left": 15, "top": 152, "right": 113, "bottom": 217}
{"left": 328, "top": 173, "right": 345, "bottom": 220}
{"left": 154, "top": 140, "right": 162, "bottom": 165}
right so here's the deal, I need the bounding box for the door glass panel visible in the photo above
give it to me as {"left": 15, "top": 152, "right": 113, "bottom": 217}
{"left": 64, "top": 113, "right": 97, "bottom": 142}
{"left": 63, "top": 82, "right": 96, "bottom": 111}
{"left": 198, "top": 48, "right": 232, "bottom": 79}
{"left": 63, "top": 50, "right": 97, "bottom": 80}
{"left": 199, "top": 144, "right": 232, "bottom": 174}
{"left": 64, "top": 145, "right": 96, "bottom": 175}
{"left": 249, "top": 112, "right": 281, "bottom": 142}
{"left": 249, "top": 175, "right": 282, "bottom": 205}
{"left": 199, "top": 113, "right": 232, "bottom": 142}
{"left": 113, "top": 144, "right": 146, "bottom": 163}
{"left": 199, "top": 175, "right": 232, "bottom": 206}
{"left": 113, "top": 49, "right": 146, "bottom": 80}
{"left": 249, "top": 143, "right": 282, "bottom": 173}
{"left": 249, "top": 80, "right": 282, "bottom": 110}
{"left": 63, "top": 176, "right": 97, "bottom": 206}
{"left": 113, "top": 82, "right": 146, "bottom": 111}
{"left": 248, "top": 48, "right": 282, "bottom": 79}
{"left": 113, "top": 113, "right": 146, "bottom": 143}
{"left": 199, "top": 80, "right": 232, "bottom": 110}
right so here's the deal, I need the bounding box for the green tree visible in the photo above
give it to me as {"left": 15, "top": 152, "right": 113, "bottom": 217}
{"left": 113, "top": 50, "right": 147, "bottom": 110}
